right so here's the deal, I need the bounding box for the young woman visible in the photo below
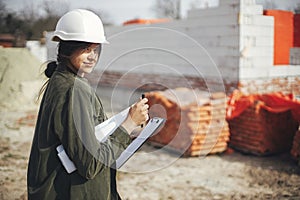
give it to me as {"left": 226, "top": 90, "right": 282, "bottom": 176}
{"left": 27, "top": 9, "right": 149, "bottom": 200}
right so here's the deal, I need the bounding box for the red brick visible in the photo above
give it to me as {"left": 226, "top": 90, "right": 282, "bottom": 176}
{"left": 146, "top": 88, "right": 229, "bottom": 156}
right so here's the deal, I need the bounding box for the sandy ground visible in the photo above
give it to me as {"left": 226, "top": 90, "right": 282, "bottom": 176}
{"left": 1, "top": 106, "right": 300, "bottom": 200}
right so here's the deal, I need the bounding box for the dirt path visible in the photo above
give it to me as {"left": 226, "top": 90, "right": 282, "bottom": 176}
{"left": 117, "top": 144, "right": 300, "bottom": 200}
{"left": 1, "top": 108, "right": 300, "bottom": 200}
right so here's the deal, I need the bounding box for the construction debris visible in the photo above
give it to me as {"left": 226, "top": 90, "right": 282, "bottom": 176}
{"left": 145, "top": 88, "right": 229, "bottom": 156}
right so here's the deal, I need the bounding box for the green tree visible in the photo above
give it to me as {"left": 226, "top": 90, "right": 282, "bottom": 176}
{"left": 0, "top": 0, "right": 6, "bottom": 29}
{"left": 0, "top": 0, "right": 114, "bottom": 40}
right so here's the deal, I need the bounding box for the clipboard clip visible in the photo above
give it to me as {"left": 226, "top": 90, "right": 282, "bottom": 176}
{"left": 141, "top": 93, "right": 146, "bottom": 128}
{"left": 151, "top": 118, "right": 161, "bottom": 123}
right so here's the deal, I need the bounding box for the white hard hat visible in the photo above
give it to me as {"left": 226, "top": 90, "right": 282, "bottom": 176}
{"left": 52, "top": 9, "right": 109, "bottom": 44}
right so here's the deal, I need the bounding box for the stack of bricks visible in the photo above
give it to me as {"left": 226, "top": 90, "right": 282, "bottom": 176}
{"left": 227, "top": 100, "right": 299, "bottom": 155}
{"left": 145, "top": 88, "right": 230, "bottom": 156}
{"left": 291, "top": 128, "right": 300, "bottom": 165}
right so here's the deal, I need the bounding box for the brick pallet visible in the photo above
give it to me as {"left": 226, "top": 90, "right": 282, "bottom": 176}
{"left": 227, "top": 100, "right": 299, "bottom": 156}
{"left": 145, "top": 88, "right": 229, "bottom": 157}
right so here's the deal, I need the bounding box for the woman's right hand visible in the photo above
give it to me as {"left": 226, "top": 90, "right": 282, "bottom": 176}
{"left": 121, "top": 97, "right": 149, "bottom": 134}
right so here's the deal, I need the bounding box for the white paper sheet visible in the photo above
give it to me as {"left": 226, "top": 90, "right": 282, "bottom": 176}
{"left": 95, "top": 107, "right": 130, "bottom": 142}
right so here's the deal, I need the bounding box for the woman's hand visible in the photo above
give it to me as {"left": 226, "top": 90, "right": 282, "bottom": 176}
{"left": 121, "top": 97, "right": 149, "bottom": 134}
{"left": 129, "top": 98, "right": 149, "bottom": 126}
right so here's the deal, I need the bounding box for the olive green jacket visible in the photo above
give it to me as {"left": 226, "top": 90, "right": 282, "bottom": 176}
{"left": 27, "top": 65, "right": 131, "bottom": 200}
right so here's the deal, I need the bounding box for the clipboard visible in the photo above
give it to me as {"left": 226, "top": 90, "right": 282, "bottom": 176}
{"left": 57, "top": 107, "right": 165, "bottom": 172}
{"left": 95, "top": 107, "right": 130, "bottom": 142}
{"left": 116, "top": 117, "right": 165, "bottom": 169}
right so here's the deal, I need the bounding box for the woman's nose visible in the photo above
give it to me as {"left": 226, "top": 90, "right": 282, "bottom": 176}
{"left": 88, "top": 51, "right": 98, "bottom": 60}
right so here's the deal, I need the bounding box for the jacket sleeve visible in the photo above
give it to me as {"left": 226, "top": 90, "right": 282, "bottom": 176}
{"left": 54, "top": 82, "right": 131, "bottom": 179}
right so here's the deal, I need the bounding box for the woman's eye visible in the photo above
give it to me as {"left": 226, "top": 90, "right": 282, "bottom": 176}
{"left": 83, "top": 45, "right": 101, "bottom": 54}
{"left": 85, "top": 48, "right": 92, "bottom": 53}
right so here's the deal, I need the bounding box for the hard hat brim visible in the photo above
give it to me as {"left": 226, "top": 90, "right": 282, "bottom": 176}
{"left": 51, "top": 35, "right": 109, "bottom": 44}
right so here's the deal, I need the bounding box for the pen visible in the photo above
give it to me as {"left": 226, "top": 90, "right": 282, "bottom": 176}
{"left": 141, "top": 94, "right": 145, "bottom": 128}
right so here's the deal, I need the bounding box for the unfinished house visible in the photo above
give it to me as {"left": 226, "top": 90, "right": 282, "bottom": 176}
{"left": 46, "top": 0, "right": 300, "bottom": 157}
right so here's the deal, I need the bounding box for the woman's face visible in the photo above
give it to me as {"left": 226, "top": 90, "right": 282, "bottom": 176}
{"left": 69, "top": 43, "right": 101, "bottom": 77}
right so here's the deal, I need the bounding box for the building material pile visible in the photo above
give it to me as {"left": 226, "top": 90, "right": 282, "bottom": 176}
{"left": 145, "top": 88, "right": 229, "bottom": 156}
{"left": 226, "top": 91, "right": 300, "bottom": 155}
{"left": 0, "top": 48, "right": 43, "bottom": 110}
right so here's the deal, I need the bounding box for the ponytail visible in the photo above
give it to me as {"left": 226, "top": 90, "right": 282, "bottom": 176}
{"left": 37, "top": 61, "right": 57, "bottom": 101}
{"left": 45, "top": 61, "right": 58, "bottom": 78}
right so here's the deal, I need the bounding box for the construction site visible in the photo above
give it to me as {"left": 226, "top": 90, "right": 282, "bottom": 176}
{"left": 1, "top": 0, "right": 300, "bottom": 199}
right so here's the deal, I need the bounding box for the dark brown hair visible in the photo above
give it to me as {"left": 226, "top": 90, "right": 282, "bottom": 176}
{"left": 44, "top": 41, "right": 95, "bottom": 78}
{"left": 38, "top": 41, "right": 97, "bottom": 99}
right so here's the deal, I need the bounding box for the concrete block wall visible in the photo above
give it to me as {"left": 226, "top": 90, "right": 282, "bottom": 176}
{"left": 188, "top": 0, "right": 274, "bottom": 79}
{"left": 237, "top": 1, "right": 274, "bottom": 78}
{"left": 237, "top": 6, "right": 300, "bottom": 96}
{"left": 46, "top": 0, "right": 300, "bottom": 96}
{"left": 99, "top": 0, "right": 252, "bottom": 93}
{"left": 101, "top": 19, "right": 234, "bottom": 78}
{"left": 290, "top": 48, "right": 300, "bottom": 65}
{"left": 222, "top": 0, "right": 300, "bottom": 97}
{"left": 98, "top": 0, "right": 279, "bottom": 93}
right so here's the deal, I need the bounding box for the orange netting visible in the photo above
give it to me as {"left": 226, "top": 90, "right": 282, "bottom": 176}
{"left": 226, "top": 90, "right": 300, "bottom": 122}
{"left": 123, "top": 18, "right": 170, "bottom": 25}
